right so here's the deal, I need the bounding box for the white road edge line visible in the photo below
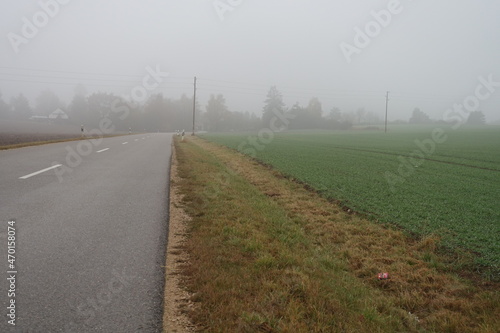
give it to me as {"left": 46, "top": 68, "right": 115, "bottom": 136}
{"left": 19, "top": 164, "right": 62, "bottom": 180}
{"left": 97, "top": 148, "right": 109, "bottom": 153}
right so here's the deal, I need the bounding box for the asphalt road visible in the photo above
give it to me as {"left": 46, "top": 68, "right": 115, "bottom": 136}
{"left": 0, "top": 133, "right": 173, "bottom": 332}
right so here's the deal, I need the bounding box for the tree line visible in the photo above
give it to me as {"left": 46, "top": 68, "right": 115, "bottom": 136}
{"left": 409, "top": 107, "right": 486, "bottom": 126}
{"left": 0, "top": 86, "right": 487, "bottom": 132}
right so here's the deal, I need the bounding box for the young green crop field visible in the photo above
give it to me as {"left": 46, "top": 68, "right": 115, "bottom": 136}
{"left": 202, "top": 125, "right": 500, "bottom": 277}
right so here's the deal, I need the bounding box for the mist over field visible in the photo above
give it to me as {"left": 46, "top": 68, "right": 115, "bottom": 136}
{"left": 0, "top": 0, "right": 499, "bottom": 135}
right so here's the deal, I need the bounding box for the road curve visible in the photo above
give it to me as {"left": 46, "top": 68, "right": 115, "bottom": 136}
{"left": 0, "top": 133, "right": 172, "bottom": 332}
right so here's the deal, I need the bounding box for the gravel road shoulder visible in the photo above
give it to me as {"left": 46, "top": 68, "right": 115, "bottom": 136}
{"left": 163, "top": 143, "right": 197, "bottom": 333}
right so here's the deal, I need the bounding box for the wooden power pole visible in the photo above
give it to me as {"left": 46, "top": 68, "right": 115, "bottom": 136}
{"left": 192, "top": 76, "right": 197, "bottom": 136}
{"left": 385, "top": 91, "right": 389, "bottom": 133}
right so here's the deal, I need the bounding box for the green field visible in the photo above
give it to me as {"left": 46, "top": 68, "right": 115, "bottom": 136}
{"left": 202, "top": 125, "right": 500, "bottom": 276}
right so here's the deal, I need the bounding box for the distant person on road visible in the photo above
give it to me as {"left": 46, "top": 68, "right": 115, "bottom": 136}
{"left": 81, "top": 125, "right": 84, "bottom": 138}
{"left": 181, "top": 129, "right": 185, "bottom": 141}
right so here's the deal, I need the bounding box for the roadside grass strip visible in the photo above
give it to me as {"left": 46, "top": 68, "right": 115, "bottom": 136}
{"left": 0, "top": 134, "right": 129, "bottom": 150}
{"left": 173, "top": 136, "right": 499, "bottom": 333}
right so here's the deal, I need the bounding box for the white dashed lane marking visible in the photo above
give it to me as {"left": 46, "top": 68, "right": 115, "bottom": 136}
{"left": 19, "top": 164, "right": 62, "bottom": 180}
{"left": 18, "top": 135, "right": 146, "bottom": 180}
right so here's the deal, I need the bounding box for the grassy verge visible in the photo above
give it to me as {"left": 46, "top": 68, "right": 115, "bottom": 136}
{"left": 174, "top": 136, "right": 499, "bottom": 332}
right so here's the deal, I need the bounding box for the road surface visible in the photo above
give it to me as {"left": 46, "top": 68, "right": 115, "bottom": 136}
{"left": 0, "top": 133, "right": 172, "bottom": 332}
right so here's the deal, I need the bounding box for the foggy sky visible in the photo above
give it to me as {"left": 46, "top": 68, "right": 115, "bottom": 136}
{"left": 1, "top": 0, "right": 499, "bottom": 122}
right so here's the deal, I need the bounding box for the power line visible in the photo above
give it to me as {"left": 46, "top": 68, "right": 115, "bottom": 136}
{"left": 1, "top": 67, "right": 487, "bottom": 102}
{"left": 199, "top": 77, "right": 385, "bottom": 95}
{"left": 1, "top": 68, "right": 463, "bottom": 101}
{"left": 198, "top": 83, "right": 386, "bottom": 100}
{"left": 0, "top": 77, "right": 193, "bottom": 89}
{"left": 0, "top": 66, "right": 191, "bottom": 81}
{"left": 0, "top": 73, "right": 192, "bottom": 85}
{"left": 2, "top": 69, "right": 491, "bottom": 109}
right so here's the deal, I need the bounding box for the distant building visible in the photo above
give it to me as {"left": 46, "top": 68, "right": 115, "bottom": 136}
{"left": 49, "top": 109, "right": 69, "bottom": 120}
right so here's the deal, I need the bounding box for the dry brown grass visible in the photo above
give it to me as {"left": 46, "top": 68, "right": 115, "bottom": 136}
{"left": 0, "top": 134, "right": 128, "bottom": 150}
{"left": 174, "top": 136, "right": 499, "bottom": 332}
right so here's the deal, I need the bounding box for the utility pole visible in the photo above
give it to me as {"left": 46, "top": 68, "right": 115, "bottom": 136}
{"left": 385, "top": 91, "right": 389, "bottom": 133}
{"left": 192, "top": 76, "right": 197, "bottom": 136}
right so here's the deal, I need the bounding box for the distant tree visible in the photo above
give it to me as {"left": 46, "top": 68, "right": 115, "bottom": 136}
{"left": 307, "top": 98, "right": 322, "bottom": 117}
{"left": 466, "top": 111, "right": 486, "bottom": 125}
{"left": 356, "top": 107, "right": 366, "bottom": 124}
{"left": 248, "top": 112, "right": 261, "bottom": 131}
{"left": 140, "top": 94, "right": 200, "bottom": 133}
{"left": 123, "top": 100, "right": 142, "bottom": 132}
{"left": 244, "top": 111, "right": 261, "bottom": 131}
{"left": 323, "top": 107, "right": 341, "bottom": 129}
{"left": 69, "top": 94, "right": 89, "bottom": 125}
{"left": 173, "top": 94, "right": 198, "bottom": 131}
{"left": 328, "top": 107, "right": 342, "bottom": 122}
{"left": 307, "top": 97, "right": 323, "bottom": 127}
{"left": 409, "top": 108, "right": 431, "bottom": 124}
{"left": 193, "top": 100, "right": 204, "bottom": 132}
{"left": 87, "top": 92, "right": 118, "bottom": 128}
{"left": 262, "top": 86, "right": 285, "bottom": 126}
{"left": 288, "top": 102, "right": 306, "bottom": 130}
{"left": 0, "top": 91, "right": 11, "bottom": 119}
{"left": 287, "top": 98, "right": 323, "bottom": 129}
{"left": 206, "top": 94, "right": 229, "bottom": 132}
{"left": 364, "top": 111, "right": 382, "bottom": 125}
{"left": 35, "top": 90, "right": 64, "bottom": 116}
{"left": 74, "top": 83, "right": 88, "bottom": 98}
{"left": 108, "top": 95, "right": 138, "bottom": 132}
{"left": 10, "top": 94, "right": 32, "bottom": 120}
{"left": 143, "top": 94, "right": 167, "bottom": 132}
{"left": 341, "top": 111, "right": 356, "bottom": 124}
{"left": 223, "top": 111, "right": 256, "bottom": 132}
{"left": 325, "top": 109, "right": 353, "bottom": 130}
